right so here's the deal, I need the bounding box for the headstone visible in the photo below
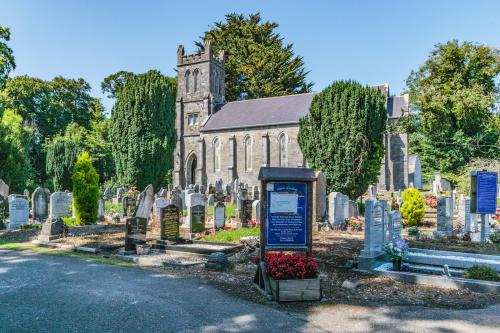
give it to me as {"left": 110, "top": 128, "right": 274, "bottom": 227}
{"left": 208, "top": 183, "right": 215, "bottom": 194}
{"left": 207, "top": 194, "right": 215, "bottom": 206}
{"left": 313, "top": 172, "right": 327, "bottom": 224}
{"left": 158, "top": 188, "right": 168, "bottom": 197}
{"left": 237, "top": 188, "right": 248, "bottom": 214}
{"left": 481, "top": 214, "right": 491, "bottom": 243}
{"left": 194, "top": 184, "right": 200, "bottom": 193}
{"left": 49, "top": 192, "right": 71, "bottom": 218}
{"left": 367, "top": 185, "right": 377, "bottom": 198}
{"left": 436, "top": 196, "right": 453, "bottom": 237}
{"left": 214, "top": 202, "right": 226, "bottom": 229}
{"left": 458, "top": 197, "right": 471, "bottom": 233}
{"left": 199, "top": 185, "right": 206, "bottom": 195}
{"left": 358, "top": 199, "right": 387, "bottom": 270}
{"left": 189, "top": 204, "right": 205, "bottom": 233}
{"left": 135, "top": 185, "right": 154, "bottom": 219}
{"left": 154, "top": 197, "right": 170, "bottom": 220}
{"left": 472, "top": 213, "right": 479, "bottom": 232}
{"left": 215, "top": 179, "right": 223, "bottom": 194}
{"left": 97, "top": 196, "right": 105, "bottom": 221}
{"left": 171, "top": 189, "right": 182, "bottom": 211}
{"left": 125, "top": 217, "right": 148, "bottom": 251}
{"left": 0, "top": 179, "right": 9, "bottom": 201}
{"left": 8, "top": 197, "right": 29, "bottom": 229}
{"left": 23, "top": 189, "right": 30, "bottom": 200}
{"left": 240, "top": 199, "right": 253, "bottom": 227}
{"left": 122, "top": 196, "right": 137, "bottom": 217}
{"left": 388, "top": 211, "right": 403, "bottom": 241}
{"left": 225, "top": 184, "right": 231, "bottom": 197}
{"left": 348, "top": 200, "right": 359, "bottom": 218}
{"left": 38, "top": 218, "right": 66, "bottom": 242}
{"left": 32, "top": 187, "right": 49, "bottom": 223}
{"left": 183, "top": 189, "right": 194, "bottom": 209}
{"left": 251, "top": 185, "right": 260, "bottom": 200}
{"left": 8, "top": 194, "right": 16, "bottom": 205}
{"left": 116, "top": 188, "right": 125, "bottom": 203}
{"left": 160, "top": 205, "right": 180, "bottom": 240}
{"left": 251, "top": 200, "right": 261, "bottom": 224}
{"left": 328, "top": 192, "right": 349, "bottom": 226}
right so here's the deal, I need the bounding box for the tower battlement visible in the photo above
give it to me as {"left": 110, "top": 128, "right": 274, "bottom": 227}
{"left": 177, "top": 40, "right": 225, "bottom": 67}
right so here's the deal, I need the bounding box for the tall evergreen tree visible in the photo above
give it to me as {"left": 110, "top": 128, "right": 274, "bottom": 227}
{"left": 0, "top": 25, "right": 15, "bottom": 87}
{"left": 298, "top": 81, "right": 387, "bottom": 199}
{"left": 196, "top": 13, "right": 313, "bottom": 101}
{"left": 72, "top": 151, "right": 99, "bottom": 225}
{"left": 45, "top": 129, "right": 82, "bottom": 191}
{"left": 109, "top": 70, "right": 176, "bottom": 189}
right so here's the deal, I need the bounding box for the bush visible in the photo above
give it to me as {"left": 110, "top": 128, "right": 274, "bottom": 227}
{"left": 265, "top": 252, "right": 318, "bottom": 280}
{"left": 464, "top": 265, "right": 500, "bottom": 282}
{"left": 72, "top": 152, "right": 99, "bottom": 225}
{"left": 490, "top": 232, "right": 500, "bottom": 244}
{"left": 400, "top": 188, "right": 425, "bottom": 227}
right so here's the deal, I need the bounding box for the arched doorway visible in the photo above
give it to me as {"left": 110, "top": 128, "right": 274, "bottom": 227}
{"left": 186, "top": 154, "right": 197, "bottom": 186}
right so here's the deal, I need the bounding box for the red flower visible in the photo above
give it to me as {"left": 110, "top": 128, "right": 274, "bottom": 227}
{"left": 265, "top": 252, "right": 318, "bottom": 280}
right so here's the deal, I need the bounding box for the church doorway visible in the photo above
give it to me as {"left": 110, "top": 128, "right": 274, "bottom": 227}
{"left": 187, "top": 154, "right": 197, "bottom": 186}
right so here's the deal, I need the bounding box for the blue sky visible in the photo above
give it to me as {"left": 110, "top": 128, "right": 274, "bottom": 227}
{"left": 2, "top": 0, "right": 500, "bottom": 112}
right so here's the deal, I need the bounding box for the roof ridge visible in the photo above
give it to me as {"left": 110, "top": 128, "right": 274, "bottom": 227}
{"left": 226, "top": 92, "right": 317, "bottom": 104}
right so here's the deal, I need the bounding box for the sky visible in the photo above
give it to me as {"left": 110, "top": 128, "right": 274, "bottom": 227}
{"left": 1, "top": 0, "right": 500, "bottom": 113}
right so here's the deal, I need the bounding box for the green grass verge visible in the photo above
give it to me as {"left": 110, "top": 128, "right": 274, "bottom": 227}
{"left": 202, "top": 227, "right": 260, "bottom": 243}
{"left": 105, "top": 200, "right": 123, "bottom": 214}
{"left": 0, "top": 240, "right": 137, "bottom": 268}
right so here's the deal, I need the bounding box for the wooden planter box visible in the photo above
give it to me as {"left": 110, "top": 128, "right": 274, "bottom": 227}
{"left": 269, "top": 277, "right": 321, "bottom": 302}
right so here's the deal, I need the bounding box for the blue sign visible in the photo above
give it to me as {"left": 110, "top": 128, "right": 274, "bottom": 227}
{"left": 266, "top": 182, "right": 308, "bottom": 248}
{"left": 476, "top": 171, "right": 498, "bottom": 214}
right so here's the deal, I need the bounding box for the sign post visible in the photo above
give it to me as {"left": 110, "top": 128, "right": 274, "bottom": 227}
{"left": 254, "top": 167, "right": 316, "bottom": 295}
{"left": 471, "top": 171, "right": 498, "bottom": 243}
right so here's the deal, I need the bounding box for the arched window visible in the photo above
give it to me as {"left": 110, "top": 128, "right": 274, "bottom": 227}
{"left": 244, "top": 136, "right": 252, "bottom": 171}
{"left": 213, "top": 138, "right": 220, "bottom": 172}
{"left": 279, "top": 133, "right": 288, "bottom": 167}
{"left": 185, "top": 70, "right": 191, "bottom": 93}
{"left": 193, "top": 69, "right": 199, "bottom": 92}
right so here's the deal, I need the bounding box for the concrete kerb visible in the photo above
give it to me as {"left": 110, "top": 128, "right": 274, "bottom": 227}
{"left": 31, "top": 240, "right": 100, "bottom": 254}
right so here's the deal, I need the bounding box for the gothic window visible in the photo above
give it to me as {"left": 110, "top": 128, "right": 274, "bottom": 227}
{"left": 279, "top": 133, "right": 288, "bottom": 167}
{"left": 213, "top": 138, "right": 220, "bottom": 172}
{"left": 193, "top": 68, "right": 199, "bottom": 92}
{"left": 185, "top": 70, "right": 191, "bottom": 93}
{"left": 244, "top": 136, "right": 252, "bottom": 171}
{"left": 188, "top": 114, "right": 199, "bottom": 126}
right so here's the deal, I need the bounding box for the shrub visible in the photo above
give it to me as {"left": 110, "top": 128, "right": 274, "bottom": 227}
{"left": 384, "top": 238, "right": 409, "bottom": 261}
{"left": 72, "top": 152, "right": 99, "bottom": 225}
{"left": 490, "top": 232, "right": 500, "bottom": 244}
{"left": 400, "top": 188, "right": 425, "bottom": 227}
{"left": 464, "top": 265, "right": 500, "bottom": 282}
{"left": 265, "top": 252, "right": 318, "bottom": 280}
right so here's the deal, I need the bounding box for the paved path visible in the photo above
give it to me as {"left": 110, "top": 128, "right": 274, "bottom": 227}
{"left": 1, "top": 250, "right": 500, "bottom": 333}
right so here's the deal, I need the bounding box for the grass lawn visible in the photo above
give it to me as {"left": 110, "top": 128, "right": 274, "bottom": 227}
{"left": 202, "top": 227, "right": 259, "bottom": 243}
{"left": 105, "top": 200, "right": 123, "bottom": 214}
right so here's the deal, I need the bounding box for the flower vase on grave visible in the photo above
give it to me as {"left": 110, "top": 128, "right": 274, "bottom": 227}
{"left": 392, "top": 258, "right": 402, "bottom": 271}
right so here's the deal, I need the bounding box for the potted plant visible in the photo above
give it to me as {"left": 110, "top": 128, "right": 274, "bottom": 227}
{"left": 265, "top": 252, "right": 320, "bottom": 302}
{"left": 384, "top": 238, "right": 409, "bottom": 271}
{"left": 344, "top": 217, "right": 362, "bottom": 232}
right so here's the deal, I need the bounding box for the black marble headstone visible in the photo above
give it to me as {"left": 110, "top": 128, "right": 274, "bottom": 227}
{"left": 190, "top": 205, "right": 205, "bottom": 233}
{"left": 125, "top": 217, "right": 147, "bottom": 251}
{"left": 241, "top": 199, "right": 253, "bottom": 227}
{"left": 160, "top": 205, "right": 180, "bottom": 240}
{"left": 122, "top": 197, "right": 137, "bottom": 217}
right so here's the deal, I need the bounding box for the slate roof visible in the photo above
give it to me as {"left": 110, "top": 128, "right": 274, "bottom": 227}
{"left": 201, "top": 93, "right": 317, "bottom": 132}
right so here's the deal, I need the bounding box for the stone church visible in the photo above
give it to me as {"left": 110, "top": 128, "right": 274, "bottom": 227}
{"left": 173, "top": 40, "right": 416, "bottom": 193}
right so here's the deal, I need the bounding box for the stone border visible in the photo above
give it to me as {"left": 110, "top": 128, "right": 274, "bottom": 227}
{"left": 407, "top": 248, "right": 500, "bottom": 271}
{"left": 31, "top": 240, "right": 99, "bottom": 254}
{"left": 373, "top": 263, "right": 500, "bottom": 294}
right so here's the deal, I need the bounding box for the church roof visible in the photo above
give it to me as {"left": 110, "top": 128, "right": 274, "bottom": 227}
{"left": 201, "top": 93, "right": 317, "bottom": 131}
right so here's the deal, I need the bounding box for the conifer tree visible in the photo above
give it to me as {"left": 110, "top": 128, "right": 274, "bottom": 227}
{"left": 109, "top": 70, "right": 176, "bottom": 189}
{"left": 72, "top": 151, "right": 99, "bottom": 225}
{"left": 298, "top": 81, "right": 387, "bottom": 199}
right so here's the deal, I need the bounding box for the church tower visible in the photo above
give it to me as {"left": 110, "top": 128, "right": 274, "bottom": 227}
{"left": 173, "top": 40, "right": 225, "bottom": 188}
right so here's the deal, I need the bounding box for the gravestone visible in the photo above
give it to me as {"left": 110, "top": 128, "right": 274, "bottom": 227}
{"left": 0, "top": 179, "right": 9, "bottom": 201}
{"left": 436, "top": 196, "right": 453, "bottom": 237}
{"left": 236, "top": 188, "right": 248, "bottom": 215}
{"left": 154, "top": 197, "right": 170, "bottom": 221}
{"left": 240, "top": 199, "right": 253, "bottom": 227}
{"left": 97, "top": 197, "right": 105, "bottom": 221}
{"left": 458, "top": 197, "right": 471, "bottom": 233}
{"left": 124, "top": 217, "right": 148, "bottom": 251}
{"left": 160, "top": 205, "right": 180, "bottom": 240}
{"left": 207, "top": 194, "right": 215, "bottom": 206}
{"left": 38, "top": 218, "right": 66, "bottom": 242}
{"left": 8, "top": 197, "right": 29, "bottom": 229}
{"left": 367, "top": 185, "right": 377, "bottom": 198}
{"left": 251, "top": 185, "right": 260, "bottom": 200}
{"left": 388, "top": 211, "right": 403, "bottom": 241}
{"left": 251, "top": 200, "right": 261, "bottom": 224}
{"left": 215, "top": 179, "right": 223, "bottom": 194}
{"left": 189, "top": 204, "right": 205, "bottom": 233}
{"left": 358, "top": 199, "right": 387, "bottom": 270}
{"left": 200, "top": 185, "right": 206, "bottom": 195}
{"left": 185, "top": 192, "right": 204, "bottom": 229}
{"left": 328, "top": 192, "right": 349, "bottom": 227}
{"left": 194, "top": 184, "right": 200, "bottom": 193}
{"left": 171, "top": 189, "right": 182, "bottom": 210}
{"left": 122, "top": 196, "right": 137, "bottom": 217}
{"left": 313, "top": 172, "right": 327, "bottom": 225}
{"left": 348, "top": 200, "right": 359, "bottom": 218}
{"left": 49, "top": 192, "right": 71, "bottom": 218}
{"left": 23, "top": 189, "right": 30, "bottom": 200}
{"left": 225, "top": 184, "right": 231, "bottom": 197}
{"left": 116, "top": 188, "right": 126, "bottom": 203}
{"left": 135, "top": 184, "right": 154, "bottom": 220}
{"left": 214, "top": 202, "right": 226, "bottom": 229}
{"left": 32, "top": 187, "right": 49, "bottom": 222}
{"left": 208, "top": 183, "right": 214, "bottom": 194}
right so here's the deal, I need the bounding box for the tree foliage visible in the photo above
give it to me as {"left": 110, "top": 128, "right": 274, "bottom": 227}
{"left": 400, "top": 188, "right": 425, "bottom": 227}
{"left": 298, "top": 81, "right": 387, "bottom": 199}
{"left": 72, "top": 151, "right": 99, "bottom": 225}
{"left": 0, "top": 26, "right": 15, "bottom": 87}
{"left": 0, "top": 109, "right": 32, "bottom": 192}
{"left": 110, "top": 70, "right": 176, "bottom": 189}
{"left": 406, "top": 40, "right": 500, "bottom": 175}
{"left": 196, "top": 13, "right": 313, "bottom": 101}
